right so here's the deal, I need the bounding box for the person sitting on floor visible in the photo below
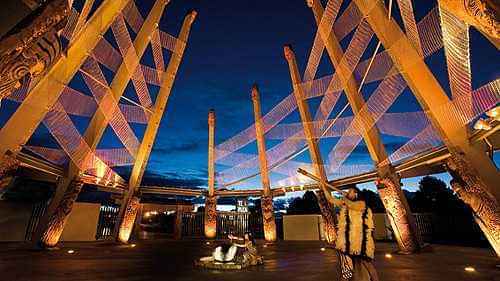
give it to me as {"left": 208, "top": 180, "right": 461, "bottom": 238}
{"left": 199, "top": 232, "right": 262, "bottom": 266}
{"left": 228, "top": 232, "right": 262, "bottom": 265}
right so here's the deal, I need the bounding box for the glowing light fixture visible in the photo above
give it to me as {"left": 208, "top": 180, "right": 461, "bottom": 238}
{"left": 486, "top": 106, "right": 500, "bottom": 121}
{"left": 130, "top": 244, "right": 137, "bottom": 248}
{"left": 385, "top": 253, "right": 392, "bottom": 259}
{"left": 67, "top": 250, "right": 75, "bottom": 254}
{"left": 464, "top": 266, "right": 475, "bottom": 272}
{"left": 320, "top": 247, "right": 326, "bottom": 252}
{"left": 473, "top": 119, "right": 491, "bottom": 131}
{"left": 206, "top": 241, "right": 211, "bottom": 245}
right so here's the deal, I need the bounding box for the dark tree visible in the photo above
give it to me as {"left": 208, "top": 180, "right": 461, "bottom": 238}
{"left": 360, "top": 189, "right": 385, "bottom": 213}
{"left": 286, "top": 191, "right": 321, "bottom": 214}
{"left": 408, "top": 175, "right": 469, "bottom": 215}
{"left": 249, "top": 199, "right": 262, "bottom": 215}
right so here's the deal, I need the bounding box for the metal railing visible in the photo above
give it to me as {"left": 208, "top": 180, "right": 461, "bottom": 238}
{"left": 95, "top": 205, "right": 119, "bottom": 240}
{"left": 181, "top": 211, "right": 266, "bottom": 239}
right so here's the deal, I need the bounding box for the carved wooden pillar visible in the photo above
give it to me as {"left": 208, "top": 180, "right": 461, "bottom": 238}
{"left": 117, "top": 195, "right": 140, "bottom": 243}
{"left": 204, "top": 109, "right": 217, "bottom": 238}
{"left": 37, "top": 177, "right": 84, "bottom": 248}
{"left": 438, "top": 0, "right": 499, "bottom": 39}
{"left": 261, "top": 195, "right": 277, "bottom": 242}
{"left": 314, "top": 190, "right": 337, "bottom": 244}
{"left": 174, "top": 205, "right": 183, "bottom": 240}
{"left": 114, "top": 10, "right": 197, "bottom": 244}
{"left": 376, "top": 173, "right": 422, "bottom": 253}
{"left": 446, "top": 149, "right": 500, "bottom": 257}
{"left": 204, "top": 195, "right": 217, "bottom": 239}
{"left": 251, "top": 85, "right": 277, "bottom": 242}
{"left": 284, "top": 45, "right": 336, "bottom": 244}
{"left": 0, "top": 152, "right": 20, "bottom": 190}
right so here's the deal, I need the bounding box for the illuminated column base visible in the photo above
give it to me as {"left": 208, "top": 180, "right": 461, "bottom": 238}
{"left": 174, "top": 206, "right": 183, "bottom": 240}
{"left": 315, "top": 191, "right": 337, "bottom": 244}
{"left": 0, "top": 153, "right": 19, "bottom": 190}
{"left": 38, "top": 178, "right": 84, "bottom": 248}
{"left": 447, "top": 150, "right": 500, "bottom": 257}
{"left": 376, "top": 176, "right": 422, "bottom": 254}
{"left": 117, "top": 196, "right": 140, "bottom": 244}
{"left": 261, "top": 195, "right": 277, "bottom": 242}
{"left": 204, "top": 195, "right": 217, "bottom": 239}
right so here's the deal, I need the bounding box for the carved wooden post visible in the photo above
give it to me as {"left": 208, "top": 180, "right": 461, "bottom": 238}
{"left": 284, "top": 45, "right": 336, "bottom": 244}
{"left": 0, "top": 152, "right": 20, "bottom": 191}
{"left": 38, "top": 177, "right": 84, "bottom": 248}
{"left": 447, "top": 150, "right": 500, "bottom": 257}
{"left": 251, "top": 85, "right": 277, "bottom": 242}
{"left": 376, "top": 173, "right": 422, "bottom": 253}
{"left": 117, "top": 196, "right": 140, "bottom": 243}
{"left": 115, "top": 10, "right": 197, "bottom": 243}
{"left": 204, "top": 109, "right": 217, "bottom": 238}
{"left": 174, "top": 205, "right": 183, "bottom": 240}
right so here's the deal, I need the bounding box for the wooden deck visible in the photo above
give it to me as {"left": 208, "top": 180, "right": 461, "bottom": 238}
{"left": 0, "top": 240, "right": 498, "bottom": 281}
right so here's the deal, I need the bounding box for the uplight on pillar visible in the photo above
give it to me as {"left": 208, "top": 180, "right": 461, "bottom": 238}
{"left": 38, "top": 178, "right": 84, "bottom": 248}
{"left": 118, "top": 196, "right": 140, "bottom": 244}
{"left": 251, "top": 85, "right": 277, "bottom": 242}
{"left": 204, "top": 110, "right": 217, "bottom": 239}
{"left": 376, "top": 176, "right": 422, "bottom": 254}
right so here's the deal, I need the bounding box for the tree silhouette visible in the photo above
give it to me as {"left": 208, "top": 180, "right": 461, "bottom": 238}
{"left": 408, "top": 175, "right": 469, "bottom": 215}
{"left": 287, "top": 191, "right": 321, "bottom": 214}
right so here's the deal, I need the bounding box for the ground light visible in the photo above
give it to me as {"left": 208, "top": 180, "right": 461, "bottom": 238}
{"left": 385, "top": 253, "right": 392, "bottom": 259}
{"left": 464, "top": 266, "right": 476, "bottom": 273}
{"left": 67, "top": 250, "right": 75, "bottom": 254}
{"left": 206, "top": 242, "right": 210, "bottom": 245}
{"left": 320, "top": 247, "right": 326, "bottom": 252}
{"left": 130, "top": 244, "right": 137, "bottom": 248}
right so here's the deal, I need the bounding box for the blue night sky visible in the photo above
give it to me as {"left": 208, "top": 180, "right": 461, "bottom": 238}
{"left": 1, "top": 0, "right": 498, "bottom": 194}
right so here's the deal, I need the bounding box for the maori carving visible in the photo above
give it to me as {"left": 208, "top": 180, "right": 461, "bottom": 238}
{"left": 0, "top": 152, "right": 20, "bottom": 190}
{"left": 38, "top": 177, "right": 84, "bottom": 248}
{"left": 439, "top": 0, "right": 499, "bottom": 38}
{"left": 376, "top": 175, "right": 422, "bottom": 253}
{"left": 315, "top": 191, "right": 337, "bottom": 244}
{"left": 0, "top": 152, "right": 20, "bottom": 179}
{"left": 446, "top": 149, "right": 500, "bottom": 254}
{"left": 118, "top": 196, "right": 140, "bottom": 243}
{"left": 261, "top": 195, "right": 277, "bottom": 242}
{"left": 204, "top": 195, "right": 217, "bottom": 238}
{"left": 0, "top": 0, "right": 69, "bottom": 100}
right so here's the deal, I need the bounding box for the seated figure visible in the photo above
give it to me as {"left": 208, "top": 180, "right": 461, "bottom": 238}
{"left": 197, "top": 232, "right": 263, "bottom": 269}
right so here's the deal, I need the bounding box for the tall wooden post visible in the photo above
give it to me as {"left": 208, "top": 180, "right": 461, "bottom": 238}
{"left": 307, "top": 0, "right": 422, "bottom": 253}
{"left": 116, "top": 10, "right": 197, "bottom": 244}
{"left": 251, "top": 85, "right": 277, "bottom": 242}
{"left": 204, "top": 109, "right": 217, "bottom": 239}
{"left": 353, "top": 0, "right": 500, "bottom": 255}
{"left": 32, "top": 0, "right": 171, "bottom": 248}
{"left": 174, "top": 205, "right": 183, "bottom": 240}
{"left": 284, "top": 45, "right": 336, "bottom": 244}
